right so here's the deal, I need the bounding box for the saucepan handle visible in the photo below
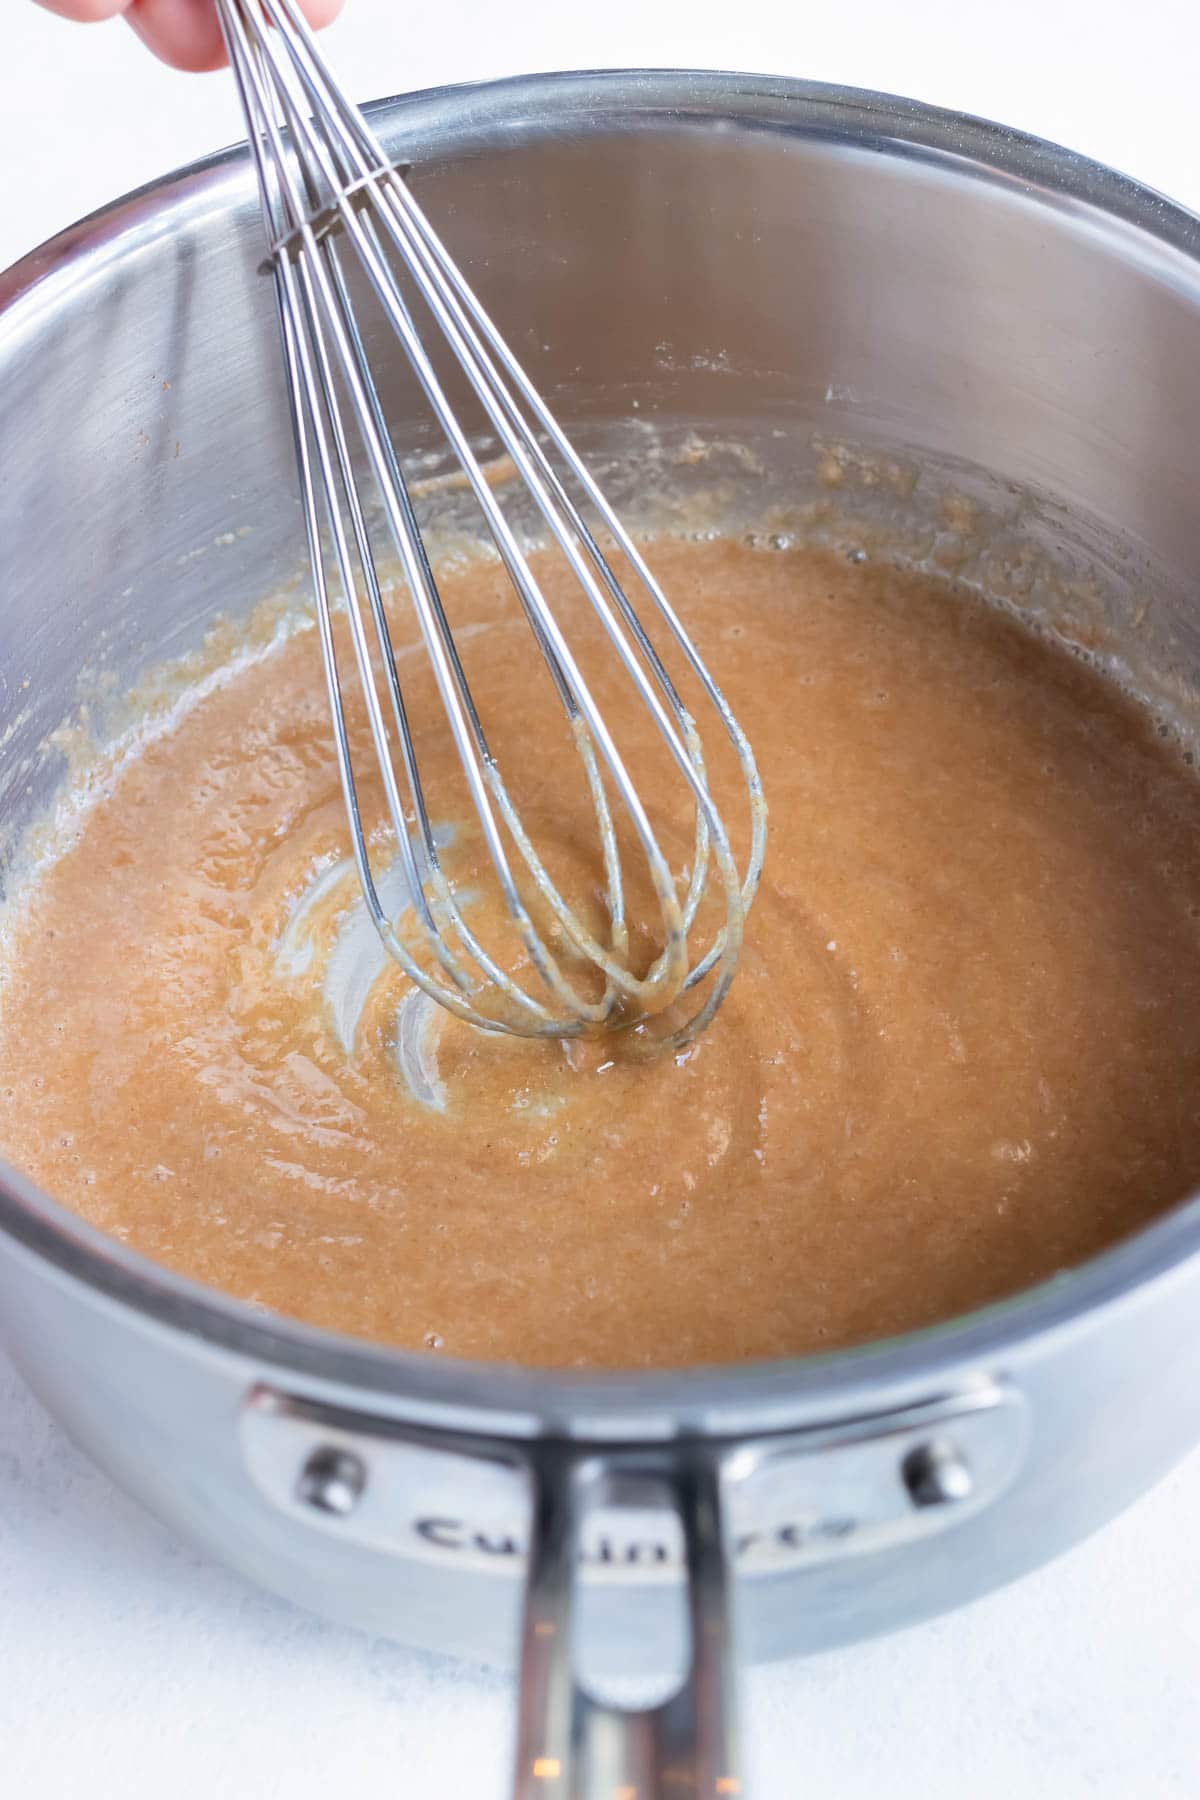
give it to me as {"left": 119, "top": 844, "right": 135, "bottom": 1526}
{"left": 512, "top": 1448, "right": 742, "bottom": 1800}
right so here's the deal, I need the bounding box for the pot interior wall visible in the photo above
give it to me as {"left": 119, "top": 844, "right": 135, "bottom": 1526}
{"left": 4, "top": 80, "right": 1200, "bottom": 896}
{"left": 6, "top": 76, "right": 1200, "bottom": 1672}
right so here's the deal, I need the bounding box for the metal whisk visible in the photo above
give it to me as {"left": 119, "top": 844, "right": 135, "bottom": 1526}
{"left": 217, "top": 0, "right": 765, "bottom": 1048}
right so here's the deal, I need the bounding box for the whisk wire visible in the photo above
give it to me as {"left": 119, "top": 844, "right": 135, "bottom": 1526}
{"left": 227, "top": 16, "right": 509, "bottom": 1028}
{"left": 322, "top": 228, "right": 640, "bottom": 1028}
{"left": 237, "top": 10, "right": 676, "bottom": 1029}
{"left": 237, "top": 10, "right": 683, "bottom": 1044}
{"left": 263, "top": 12, "right": 737, "bottom": 944}
{"left": 218, "top": 0, "right": 766, "bottom": 1046}
{"left": 268, "top": 0, "right": 765, "bottom": 908}
{"left": 232, "top": 13, "right": 635, "bottom": 1033}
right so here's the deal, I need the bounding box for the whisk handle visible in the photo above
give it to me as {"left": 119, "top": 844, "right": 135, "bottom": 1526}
{"left": 513, "top": 1446, "right": 742, "bottom": 1800}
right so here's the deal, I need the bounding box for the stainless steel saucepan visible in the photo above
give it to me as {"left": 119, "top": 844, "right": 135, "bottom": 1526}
{"left": 3, "top": 71, "right": 1200, "bottom": 1799}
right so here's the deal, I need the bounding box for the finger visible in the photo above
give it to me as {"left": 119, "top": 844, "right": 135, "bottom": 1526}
{"left": 33, "top": 1, "right": 131, "bottom": 21}
{"left": 125, "top": 0, "right": 225, "bottom": 70}
{"left": 126, "top": 0, "right": 345, "bottom": 73}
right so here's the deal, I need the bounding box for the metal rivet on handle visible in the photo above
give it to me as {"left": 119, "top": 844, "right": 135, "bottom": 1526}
{"left": 901, "top": 1440, "right": 973, "bottom": 1508}
{"left": 297, "top": 1445, "right": 367, "bottom": 1517}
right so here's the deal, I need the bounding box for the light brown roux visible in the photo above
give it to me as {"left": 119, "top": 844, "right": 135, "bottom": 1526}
{"left": 4, "top": 535, "right": 1200, "bottom": 1368}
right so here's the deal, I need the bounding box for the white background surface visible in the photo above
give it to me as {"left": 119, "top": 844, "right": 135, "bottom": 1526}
{"left": 3, "top": 2, "right": 1200, "bottom": 1795}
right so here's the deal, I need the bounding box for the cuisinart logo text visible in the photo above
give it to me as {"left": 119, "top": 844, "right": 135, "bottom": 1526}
{"left": 409, "top": 1513, "right": 860, "bottom": 1578}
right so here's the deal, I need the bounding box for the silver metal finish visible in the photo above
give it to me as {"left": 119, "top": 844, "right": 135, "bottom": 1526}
{"left": 512, "top": 1453, "right": 738, "bottom": 1800}
{"left": 213, "top": 0, "right": 764, "bottom": 1049}
{"left": 6, "top": 66, "right": 1200, "bottom": 1789}
{"left": 903, "top": 1440, "right": 974, "bottom": 1508}
{"left": 297, "top": 1445, "right": 368, "bottom": 1515}
{"left": 240, "top": 1385, "right": 1026, "bottom": 1578}
{"left": 240, "top": 1383, "right": 1025, "bottom": 1796}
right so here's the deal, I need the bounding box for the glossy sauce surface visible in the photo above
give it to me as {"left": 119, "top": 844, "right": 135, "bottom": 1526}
{"left": 4, "top": 537, "right": 1200, "bottom": 1367}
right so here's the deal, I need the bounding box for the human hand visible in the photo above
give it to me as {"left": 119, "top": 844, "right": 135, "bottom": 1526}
{"left": 32, "top": 1, "right": 343, "bottom": 73}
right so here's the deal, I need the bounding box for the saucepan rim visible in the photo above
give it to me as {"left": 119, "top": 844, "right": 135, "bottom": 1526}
{"left": 2, "top": 68, "right": 1199, "bottom": 1437}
